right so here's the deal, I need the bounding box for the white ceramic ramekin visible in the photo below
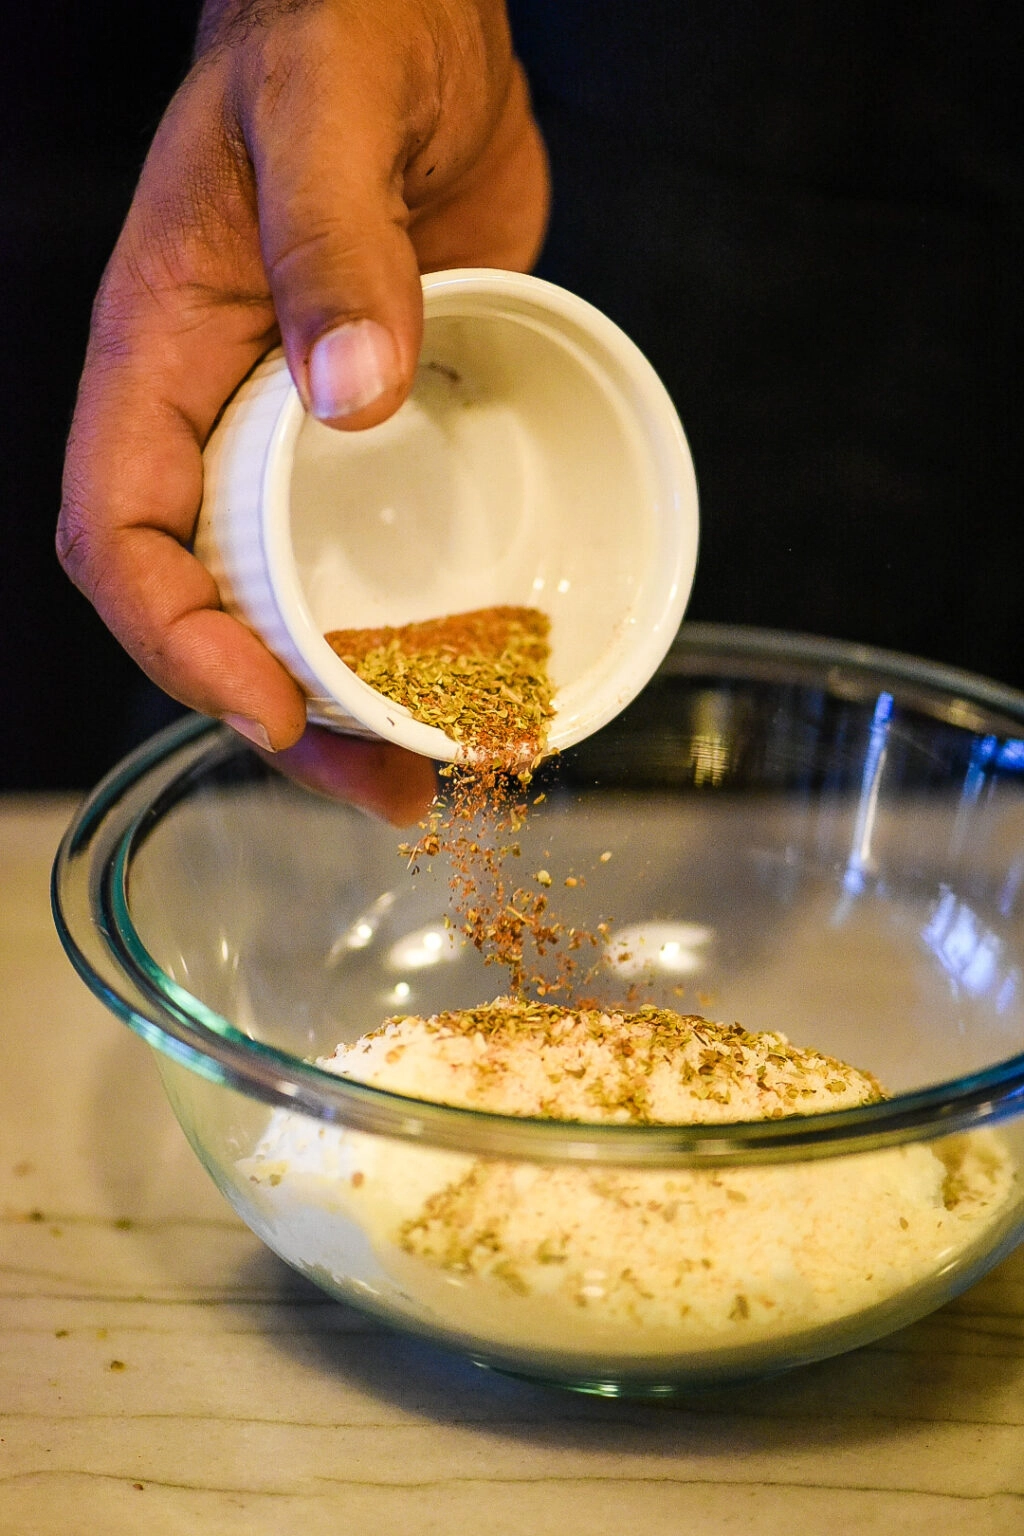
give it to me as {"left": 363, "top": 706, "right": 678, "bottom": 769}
{"left": 194, "top": 268, "right": 699, "bottom": 760}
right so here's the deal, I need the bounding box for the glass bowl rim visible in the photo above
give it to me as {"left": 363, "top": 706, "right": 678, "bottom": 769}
{"left": 51, "top": 622, "right": 1024, "bottom": 1167}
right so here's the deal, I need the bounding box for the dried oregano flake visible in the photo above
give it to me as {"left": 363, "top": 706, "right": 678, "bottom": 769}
{"left": 325, "top": 606, "right": 555, "bottom": 756}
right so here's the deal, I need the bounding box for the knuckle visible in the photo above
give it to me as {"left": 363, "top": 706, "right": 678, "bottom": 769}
{"left": 266, "top": 216, "right": 365, "bottom": 284}
{"left": 54, "top": 499, "right": 91, "bottom": 585}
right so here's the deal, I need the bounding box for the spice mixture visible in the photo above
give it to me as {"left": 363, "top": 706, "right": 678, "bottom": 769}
{"left": 325, "top": 606, "right": 555, "bottom": 757}
{"left": 327, "top": 604, "right": 595, "bottom": 995}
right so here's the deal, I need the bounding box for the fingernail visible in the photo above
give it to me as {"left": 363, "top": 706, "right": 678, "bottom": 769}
{"left": 308, "top": 319, "right": 397, "bottom": 420}
{"left": 223, "top": 715, "right": 275, "bottom": 752}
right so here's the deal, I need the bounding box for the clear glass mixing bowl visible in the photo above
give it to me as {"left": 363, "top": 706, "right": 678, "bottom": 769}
{"left": 53, "top": 625, "right": 1024, "bottom": 1397}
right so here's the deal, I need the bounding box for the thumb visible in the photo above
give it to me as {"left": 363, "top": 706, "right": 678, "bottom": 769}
{"left": 240, "top": 23, "right": 427, "bottom": 430}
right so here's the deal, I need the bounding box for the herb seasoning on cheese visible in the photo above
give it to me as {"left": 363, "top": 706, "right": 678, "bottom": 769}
{"left": 242, "top": 1003, "right": 1017, "bottom": 1354}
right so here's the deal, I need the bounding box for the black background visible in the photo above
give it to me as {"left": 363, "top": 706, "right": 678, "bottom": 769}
{"left": 1, "top": 3, "right": 199, "bottom": 789}
{"left": 2, "top": 2, "right": 1020, "bottom": 789}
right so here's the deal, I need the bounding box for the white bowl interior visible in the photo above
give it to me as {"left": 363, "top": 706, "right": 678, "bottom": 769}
{"left": 280, "top": 272, "right": 697, "bottom": 752}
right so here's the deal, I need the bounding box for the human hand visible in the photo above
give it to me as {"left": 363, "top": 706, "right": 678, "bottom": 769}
{"left": 57, "top": 0, "right": 548, "bottom": 823}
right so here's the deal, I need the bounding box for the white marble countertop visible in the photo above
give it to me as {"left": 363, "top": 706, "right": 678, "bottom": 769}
{"left": 2, "top": 795, "right": 1024, "bottom": 1535}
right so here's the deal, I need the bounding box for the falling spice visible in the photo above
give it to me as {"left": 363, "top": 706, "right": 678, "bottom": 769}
{"left": 327, "top": 604, "right": 604, "bottom": 996}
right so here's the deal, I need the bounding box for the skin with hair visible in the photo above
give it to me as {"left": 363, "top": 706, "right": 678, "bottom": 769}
{"left": 57, "top": 0, "right": 549, "bottom": 820}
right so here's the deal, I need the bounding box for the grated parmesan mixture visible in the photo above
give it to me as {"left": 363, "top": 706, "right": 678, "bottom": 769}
{"left": 239, "top": 1002, "right": 1018, "bottom": 1355}
{"left": 321, "top": 1002, "right": 886, "bottom": 1122}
